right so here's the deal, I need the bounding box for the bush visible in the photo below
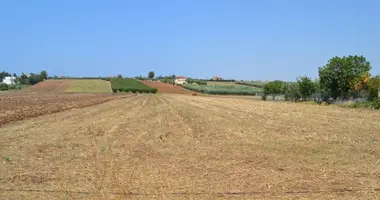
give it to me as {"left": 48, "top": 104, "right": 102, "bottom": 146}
{"left": 0, "top": 83, "right": 9, "bottom": 91}
{"left": 261, "top": 94, "right": 267, "bottom": 101}
{"left": 346, "top": 100, "right": 380, "bottom": 109}
{"left": 112, "top": 88, "right": 117, "bottom": 93}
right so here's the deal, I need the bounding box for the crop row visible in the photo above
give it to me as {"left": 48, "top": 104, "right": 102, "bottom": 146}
{"left": 235, "top": 81, "right": 266, "bottom": 88}
{"left": 110, "top": 78, "right": 157, "bottom": 93}
{"left": 182, "top": 84, "right": 262, "bottom": 95}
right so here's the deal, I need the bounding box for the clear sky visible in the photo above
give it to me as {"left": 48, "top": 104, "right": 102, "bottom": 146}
{"left": 1, "top": 0, "right": 379, "bottom": 81}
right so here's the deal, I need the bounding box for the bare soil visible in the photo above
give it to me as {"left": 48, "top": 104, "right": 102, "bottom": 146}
{"left": 141, "top": 80, "right": 195, "bottom": 94}
{"left": 29, "top": 80, "right": 72, "bottom": 93}
{"left": 0, "top": 94, "right": 379, "bottom": 199}
{"left": 0, "top": 93, "right": 130, "bottom": 126}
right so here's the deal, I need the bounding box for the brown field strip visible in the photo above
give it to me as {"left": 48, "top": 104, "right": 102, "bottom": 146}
{"left": 0, "top": 93, "right": 132, "bottom": 126}
{"left": 141, "top": 80, "right": 194, "bottom": 94}
{"left": 0, "top": 94, "right": 379, "bottom": 199}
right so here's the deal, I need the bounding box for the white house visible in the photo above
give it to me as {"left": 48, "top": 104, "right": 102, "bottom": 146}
{"left": 175, "top": 76, "right": 186, "bottom": 85}
{"left": 2, "top": 76, "right": 16, "bottom": 85}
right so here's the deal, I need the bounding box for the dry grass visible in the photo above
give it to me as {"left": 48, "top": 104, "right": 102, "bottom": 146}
{"left": 65, "top": 79, "right": 112, "bottom": 93}
{"left": 0, "top": 94, "right": 379, "bottom": 199}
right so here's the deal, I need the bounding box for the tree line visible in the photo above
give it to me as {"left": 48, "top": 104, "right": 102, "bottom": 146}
{"left": 262, "top": 55, "right": 379, "bottom": 104}
{"left": 0, "top": 70, "right": 48, "bottom": 91}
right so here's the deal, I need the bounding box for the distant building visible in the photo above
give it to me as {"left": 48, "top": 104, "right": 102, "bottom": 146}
{"left": 212, "top": 76, "right": 222, "bottom": 80}
{"left": 175, "top": 76, "right": 186, "bottom": 85}
{"left": 2, "top": 76, "right": 16, "bottom": 85}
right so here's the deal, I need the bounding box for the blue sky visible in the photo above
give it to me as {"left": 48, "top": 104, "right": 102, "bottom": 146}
{"left": 1, "top": 0, "right": 379, "bottom": 81}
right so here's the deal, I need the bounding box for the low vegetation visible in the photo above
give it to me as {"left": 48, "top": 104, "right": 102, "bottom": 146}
{"left": 187, "top": 78, "right": 207, "bottom": 85}
{"left": 262, "top": 55, "right": 380, "bottom": 110}
{"left": 65, "top": 79, "right": 112, "bottom": 93}
{"left": 110, "top": 78, "right": 157, "bottom": 93}
{"left": 236, "top": 80, "right": 266, "bottom": 88}
{"left": 206, "top": 81, "right": 236, "bottom": 86}
{"left": 183, "top": 83, "right": 262, "bottom": 95}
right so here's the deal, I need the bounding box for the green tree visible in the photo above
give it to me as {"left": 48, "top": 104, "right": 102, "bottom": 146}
{"left": 319, "top": 55, "right": 371, "bottom": 100}
{"left": 29, "top": 73, "right": 42, "bottom": 85}
{"left": 0, "top": 71, "right": 11, "bottom": 80}
{"left": 13, "top": 73, "right": 17, "bottom": 77}
{"left": 19, "top": 73, "right": 29, "bottom": 84}
{"left": 283, "top": 82, "right": 300, "bottom": 101}
{"left": 40, "top": 70, "right": 48, "bottom": 80}
{"left": 148, "top": 71, "right": 155, "bottom": 79}
{"left": 117, "top": 74, "right": 123, "bottom": 78}
{"left": 264, "top": 80, "right": 285, "bottom": 100}
{"left": 297, "top": 76, "right": 316, "bottom": 100}
{"left": 367, "top": 76, "right": 380, "bottom": 100}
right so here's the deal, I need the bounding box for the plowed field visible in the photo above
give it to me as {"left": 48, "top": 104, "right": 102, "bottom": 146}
{"left": 29, "top": 80, "right": 71, "bottom": 93}
{"left": 0, "top": 93, "right": 130, "bottom": 125}
{"left": 142, "top": 80, "right": 194, "bottom": 94}
{"left": 1, "top": 94, "right": 379, "bottom": 199}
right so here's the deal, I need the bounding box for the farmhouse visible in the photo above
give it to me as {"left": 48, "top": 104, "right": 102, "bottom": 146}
{"left": 212, "top": 76, "right": 222, "bottom": 80}
{"left": 175, "top": 76, "right": 186, "bottom": 85}
{"left": 2, "top": 76, "right": 16, "bottom": 85}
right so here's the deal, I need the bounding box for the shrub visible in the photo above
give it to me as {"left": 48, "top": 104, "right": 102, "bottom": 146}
{"left": 261, "top": 94, "right": 267, "bottom": 101}
{"left": 112, "top": 88, "right": 117, "bottom": 93}
{"left": 0, "top": 83, "right": 9, "bottom": 91}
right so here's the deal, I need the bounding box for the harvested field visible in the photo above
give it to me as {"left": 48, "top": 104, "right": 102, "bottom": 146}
{"left": 0, "top": 93, "right": 130, "bottom": 125}
{"left": 142, "top": 80, "right": 194, "bottom": 94}
{"left": 64, "top": 79, "right": 112, "bottom": 93}
{"left": 0, "top": 94, "right": 380, "bottom": 199}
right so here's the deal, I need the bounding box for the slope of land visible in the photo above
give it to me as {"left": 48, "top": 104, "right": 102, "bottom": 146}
{"left": 1, "top": 94, "right": 379, "bottom": 199}
{"left": 207, "top": 81, "right": 237, "bottom": 86}
{"left": 65, "top": 79, "right": 112, "bottom": 93}
{"left": 111, "top": 78, "right": 157, "bottom": 93}
{"left": 142, "top": 80, "right": 194, "bottom": 94}
{"left": 29, "top": 80, "right": 71, "bottom": 93}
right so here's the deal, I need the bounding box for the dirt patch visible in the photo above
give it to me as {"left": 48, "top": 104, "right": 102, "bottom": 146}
{"left": 28, "top": 80, "right": 72, "bottom": 93}
{"left": 0, "top": 93, "right": 131, "bottom": 126}
{"left": 142, "top": 80, "right": 194, "bottom": 94}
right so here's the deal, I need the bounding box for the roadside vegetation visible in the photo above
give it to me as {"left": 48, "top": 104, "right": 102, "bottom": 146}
{"left": 110, "top": 78, "right": 157, "bottom": 93}
{"left": 261, "top": 55, "right": 380, "bottom": 110}
{"left": 182, "top": 84, "right": 262, "bottom": 95}
{"left": 65, "top": 79, "right": 112, "bottom": 93}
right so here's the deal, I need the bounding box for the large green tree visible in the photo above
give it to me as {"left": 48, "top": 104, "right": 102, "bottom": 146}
{"left": 264, "top": 80, "right": 285, "bottom": 100}
{"left": 40, "top": 70, "right": 48, "bottom": 80}
{"left": 318, "top": 55, "right": 371, "bottom": 100}
{"left": 283, "top": 82, "right": 300, "bottom": 101}
{"left": 297, "top": 76, "right": 316, "bottom": 100}
{"left": 148, "top": 71, "right": 155, "bottom": 79}
{"left": 367, "top": 76, "right": 380, "bottom": 100}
